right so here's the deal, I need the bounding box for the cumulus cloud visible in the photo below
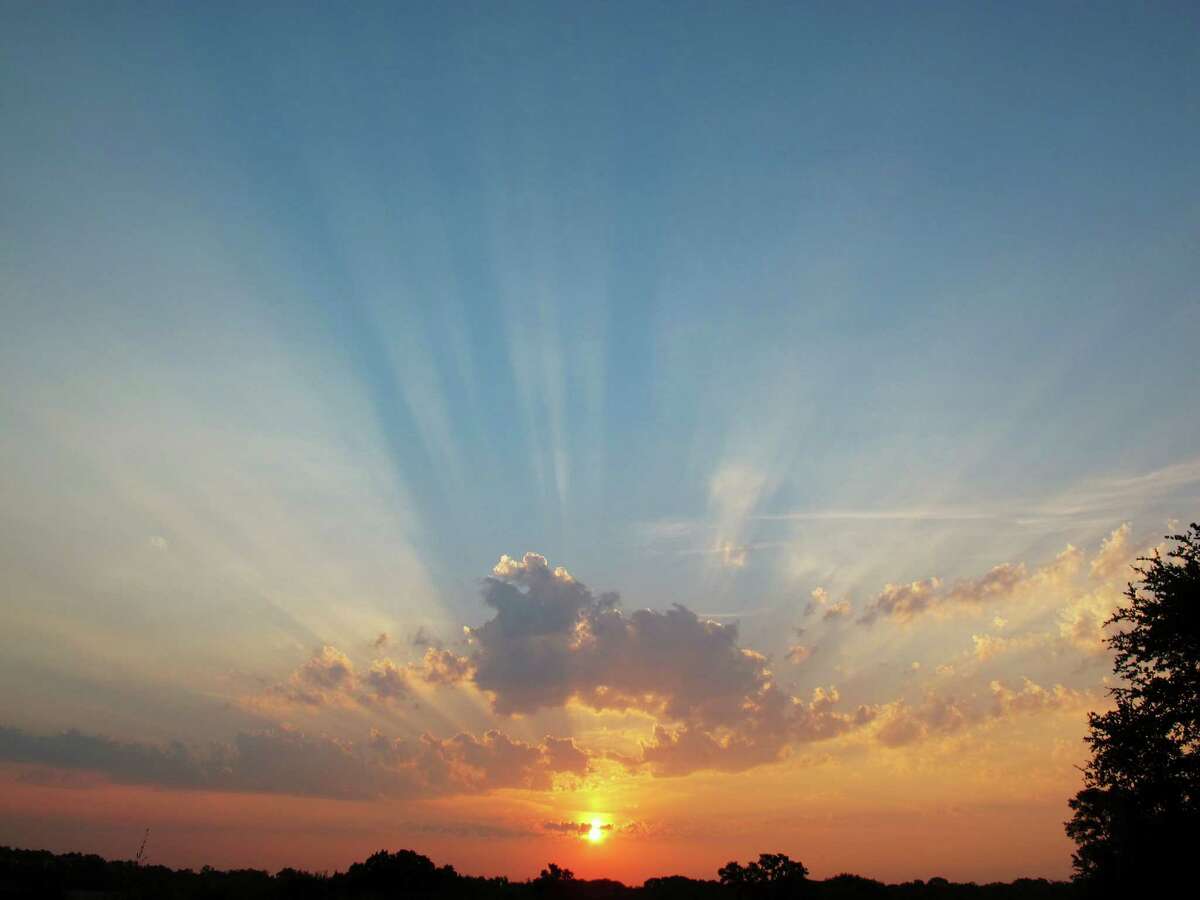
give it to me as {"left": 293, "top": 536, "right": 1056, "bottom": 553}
{"left": 268, "top": 645, "right": 360, "bottom": 706}
{"left": 785, "top": 644, "right": 812, "bottom": 665}
{"left": 633, "top": 686, "right": 876, "bottom": 776}
{"left": 859, "top": 545, "right": 1081, "bottom": 624}
{"left": 263, "top": 642, "right": 477, "bottom": 710}
{"left": 875, "top": 694, "right": 970, "bottom": 747}
{"left": 804, "top": 586, "right": 850, "bottom": 620}
{"left": 412, "top": 647, "right": 474, "bottom": 685}
{"left": 858, "top": 577, "right": 942, "bottom": 624}
{"left": 264, "top": 645, "right": 415, "bottom": 707}
{"left": 1090, "top": 522, "right": 1133, "bottom": 581}
{"left": 1058, "top": 588, "right": 1120, "bottom": 654}
{"left": 464, "top": 552, "right": 874, "bottom": 775}
{"left": 989, "top": 678, "right": 1086, "bottom": 715}
{"left": 364, "top": 658, "right": 411, "bottom": 701}
{"left": 874, "top": 677, "right": 1088, "bottom": 748}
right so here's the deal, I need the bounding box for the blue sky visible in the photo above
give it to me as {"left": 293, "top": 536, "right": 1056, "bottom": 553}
{"left": 1, "top": 1, "right": 1198, "bottom": 879}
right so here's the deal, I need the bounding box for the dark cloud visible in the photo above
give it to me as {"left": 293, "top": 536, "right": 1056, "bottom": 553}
{"left": 0, "top": 723, "right": 592, "bottom": 801}
{"left": 368, "top": 728, "right": 592, "bottom": 793}
{"left": 465, "top": 553, "right": 876, "bottom": 776}
{"left": 363, "top": 658, "right": 411, "bottom": 701}
{"left": 0, "top": 725, "right": 402, "bottom": 800}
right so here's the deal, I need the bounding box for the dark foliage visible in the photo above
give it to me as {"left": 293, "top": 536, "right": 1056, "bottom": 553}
{"left": 0, "top": 845, "right": 1079, "bottom": 900}
{"left": 1065, "top": 523, "right": 1200, "bottom": 893}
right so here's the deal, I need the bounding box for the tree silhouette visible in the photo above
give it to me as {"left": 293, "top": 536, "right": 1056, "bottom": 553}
{"left": 536, "top": 862, "right": 575, "bottom": 882}
{"left": 1066, "top": 522, "right": 1200, "bottom": 891}
{"left": 718, "top": 853, "right": 809, "bottom": 897}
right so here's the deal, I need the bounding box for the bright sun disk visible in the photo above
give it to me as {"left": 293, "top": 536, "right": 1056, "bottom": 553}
{"left": 586, "top": 819, "right": 604, "bottom": 843}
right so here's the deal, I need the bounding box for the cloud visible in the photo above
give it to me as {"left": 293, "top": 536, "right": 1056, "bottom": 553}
{"left": 970, "top": 631, "right": 1051, "bottom": 662}
{"left": 412, "top": 647, "right": 474, "bottom": 686}
{"left": 873, "top": 677, "right": 1089, "bottom": 748}
{"left": 1090, "top": 522, "right": 1132, "bottom": 582}
{"left": 633, "top": 687, "right": 876, "bottom": 776}
{"left": 464, "top": 552, "right": 875, "bottom": 775}
{"left": 804, "top": 586, "right": 851, "bottom": 621}
{"left": 299, "top": 645, "right": 355, "bottom": 690}
{"left": 543, "top": 821, "right": 613, "bottom": 835}
{"left": 364, "top": 658, "right": 411, "bottom": 701}
{"left": 859, "top": 545, "right": 1081, "bottom": 624}
{"left": 368, "top": 728, "right": 591, "bottom": 793}
{"left": 0, "top": 725, "right": 407, "bottom": 800}
{"left": 410, "top": 626, "right": 438, "bottom": 648}
{"left": 1057, "top": 587, "right": 1120, "bottom": 654}
{"left": 989, "top": 678, "right": 1086, "bottom": 715}
{"left": 267, "top": 645, "right": 360, "bottom": 706}
{"left": 0, "top": 723, "right": 593, "bottom": 801}
{"left": 261, "top": 645, "right": 418, "bottom": 708}
{"left": 785, "top": 644, "right": 812, "bottom": 665}
{"left": 858, "top": 577, "right": 942, "bottom": 624}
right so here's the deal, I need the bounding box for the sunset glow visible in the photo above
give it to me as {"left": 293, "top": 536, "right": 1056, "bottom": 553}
{"left": 1, "top": 0, "right": 1198, "bottom": 890}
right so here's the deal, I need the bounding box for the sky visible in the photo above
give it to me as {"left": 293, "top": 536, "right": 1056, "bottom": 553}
{"left": 1, "top": 0, "right": 1199, "bottom": 886}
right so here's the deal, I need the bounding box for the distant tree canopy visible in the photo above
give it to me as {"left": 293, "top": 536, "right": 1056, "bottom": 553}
{"left": 718, "top": 853, "right": 810, "bottom": 896}
{"left": 0, "top": 844, "right": 1082, "bottom": 899}
{"left": 1066, "top": 523, "right": 1200, "bottom": 890}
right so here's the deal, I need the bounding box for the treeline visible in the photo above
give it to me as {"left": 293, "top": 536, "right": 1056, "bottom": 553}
{"left": 0, "top": 846, "right": 1078, "bottom": 900}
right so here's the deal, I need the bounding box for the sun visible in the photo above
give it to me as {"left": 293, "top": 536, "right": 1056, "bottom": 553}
{"left": 585, "top": 818, "right": 605, "bottom": 844}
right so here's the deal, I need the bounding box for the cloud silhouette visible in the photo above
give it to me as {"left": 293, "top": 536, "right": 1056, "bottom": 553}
{"left": 461, "top": 552, "right": 876, "bottom": 775}
{"left": 0, "top": 723, "right": 593, "bottom": 801}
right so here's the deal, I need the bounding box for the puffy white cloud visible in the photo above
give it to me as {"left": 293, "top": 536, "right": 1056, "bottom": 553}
{"left": 1057, "top": 588, "right": 1120, "bottom": 654}
{"left": 1090, "top": 522, "right": 1132, "bottom": 581}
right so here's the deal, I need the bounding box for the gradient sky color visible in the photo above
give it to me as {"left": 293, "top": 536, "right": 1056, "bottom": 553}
{"left": 2, "top": 0, "right": 1199, "bottom": 886}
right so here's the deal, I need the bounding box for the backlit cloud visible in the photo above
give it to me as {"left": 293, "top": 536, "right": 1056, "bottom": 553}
{"left": 463, "top": 552, "right": 874, "bottom": 774}
{"left": 859, "top": 545, "right": 1081, "bottom": 624}
{"left": 0, "top": 724, "right": 593, "bottom": 801}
